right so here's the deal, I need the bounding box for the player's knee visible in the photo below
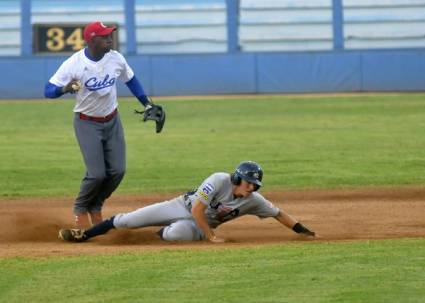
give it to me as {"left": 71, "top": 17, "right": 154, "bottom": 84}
{"left": 161, "top": 222, "right": 201, "bottom": 241}
{"left": 115, "top": 169, "right": 125, "bottom": 179}
{"left": 90, "top": 172, "right": 107, "bottom": 184}
{"left": 110, "top": 167, "right": 125, "bottom": 180}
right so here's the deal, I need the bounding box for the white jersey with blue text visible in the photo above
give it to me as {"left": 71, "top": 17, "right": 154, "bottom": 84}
{"left": 49, "top": 49, "right": 134, "bottom": 117}
{"left": 187, "top": 173, "right": 280, "bottom": 228}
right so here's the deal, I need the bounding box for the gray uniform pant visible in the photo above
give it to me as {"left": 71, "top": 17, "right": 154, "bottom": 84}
{"left": 73, "top": 112, "right": 126, "bottom": 215}
{"left": 113, "top": 196, "right": 205, "bottom": 241}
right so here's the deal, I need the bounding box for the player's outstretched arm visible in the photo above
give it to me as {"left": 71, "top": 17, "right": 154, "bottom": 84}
{"left": 125, "top": 76, "right": 151, "bottom": 107}
{"left": 127, "top": 76, "right": 166, "bottom": 133}
{"left": 191, "top": 200, "right": 225, "bottom": 243}
{"left": 274, "top": 210, "right": 316, "bottom": 238}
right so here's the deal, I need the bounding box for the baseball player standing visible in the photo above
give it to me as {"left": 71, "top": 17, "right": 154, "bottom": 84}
{"left": 45, "top": 22, "right": 164, "bottom": 228}
{"left": 59, "top": 161, "right": 317, "bottom": 243}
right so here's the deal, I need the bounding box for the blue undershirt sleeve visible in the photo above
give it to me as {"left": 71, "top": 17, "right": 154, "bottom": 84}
{"left": 44, "top": 82, "right": 64, "bottom": 98}
{"left": 125, "top": 76, "right": 150, "bottom": 106}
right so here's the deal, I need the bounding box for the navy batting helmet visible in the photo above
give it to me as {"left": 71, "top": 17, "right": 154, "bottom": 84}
{"left": 231, "top": 161, "right": 263, "bottom": 190}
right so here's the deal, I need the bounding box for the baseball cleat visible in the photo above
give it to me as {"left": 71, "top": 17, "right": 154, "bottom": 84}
{"left": 58, "top": 228, "right": 87, "bottom": 242}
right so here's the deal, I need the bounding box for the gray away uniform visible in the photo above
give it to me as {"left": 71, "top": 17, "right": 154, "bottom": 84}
{"left": 113, "top": 172, "right": 280, "bottom": 241}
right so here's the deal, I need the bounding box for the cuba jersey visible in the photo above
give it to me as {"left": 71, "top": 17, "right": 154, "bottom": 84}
{"left": 187, "top": 173, "right": 280, "bottom": 228}
{"left": 49, "top": 49, "right": 134, "bottom": 117}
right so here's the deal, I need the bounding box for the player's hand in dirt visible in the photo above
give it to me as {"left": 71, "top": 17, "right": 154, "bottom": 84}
{"left": 302, "top": 232, "right": 322, "bottom": 240}
{"left": 209, "top": 235, "right": 226, "bottom": 243}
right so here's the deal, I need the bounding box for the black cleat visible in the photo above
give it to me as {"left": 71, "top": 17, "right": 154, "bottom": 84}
{"left": 58, "top": 229, "right": 87, "bottom": 242}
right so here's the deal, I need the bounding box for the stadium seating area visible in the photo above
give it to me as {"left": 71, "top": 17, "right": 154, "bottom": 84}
{"left": 0, "top": 0, "right": 424, "bottom": 56}
{"left": 239, "top": 0, "right": 333, "bottom": 52}
{"left": 0, "top": 0, "right": 227, "bottom": 55}
{"left": 344, "top": 0, "right": 425, "bottom": 49}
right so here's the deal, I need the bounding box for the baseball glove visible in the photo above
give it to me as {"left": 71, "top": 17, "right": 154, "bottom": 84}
{"left": 135, "top": 103, "right": 166, "bottom": 133}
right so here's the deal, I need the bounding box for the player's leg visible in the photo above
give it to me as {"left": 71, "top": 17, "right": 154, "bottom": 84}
{"left": 160, "top": 219, "right": 204, "bottom": 241}
{"left": 59, "top": 197, "right": 191, "bottom": 242}
{"left": 73, "top": 115, "right": 107, "bottom": 228}
{"left": 88, "top": 211, "right": 103, "bottom": 225}
{"left": 113, "top": 197, "right": 191, "bottom": 229}
{"left": 89, "top": 114, "right": 126, "bottom": 222}
{"left": 74, "top": 212, "right": 90, "bottom": 228}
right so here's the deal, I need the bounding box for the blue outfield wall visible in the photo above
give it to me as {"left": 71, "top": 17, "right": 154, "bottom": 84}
{"left": 0, "top": 49, "right": 424, "bottom": 99}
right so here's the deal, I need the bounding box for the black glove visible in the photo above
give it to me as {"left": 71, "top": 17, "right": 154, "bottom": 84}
{"left": 135, "top": 103, "right": 166, "bottom": 133}
{"left": 292, "top": 222, "right": 315, "bottom": 237}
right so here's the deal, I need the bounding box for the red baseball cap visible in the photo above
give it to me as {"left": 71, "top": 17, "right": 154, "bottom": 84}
{"left": 83, "top": 21, "right": 116, "bottom": 43}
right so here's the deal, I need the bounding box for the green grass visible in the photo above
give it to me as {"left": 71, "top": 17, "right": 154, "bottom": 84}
{"left": 1, "top": 94, "right": 425, "bottom": 197}
{"left": 1, "top": 94, "right": 425, "bottom": 303}
{"left": 0, "top": 239, "right": 424, "bottom": 303}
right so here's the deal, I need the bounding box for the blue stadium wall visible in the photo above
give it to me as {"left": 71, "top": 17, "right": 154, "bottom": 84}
{"left": 1, "top": 48, "right": 424, "bottom": 99}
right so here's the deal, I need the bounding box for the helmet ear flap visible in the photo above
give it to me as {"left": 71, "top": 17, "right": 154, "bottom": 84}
{"left": 230, "top": 173, "right": 241, "bottom": 185}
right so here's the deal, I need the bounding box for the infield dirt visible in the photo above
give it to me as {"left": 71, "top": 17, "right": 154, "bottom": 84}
{"left": 1, "top": 186, "right": 424, "bottom": 258}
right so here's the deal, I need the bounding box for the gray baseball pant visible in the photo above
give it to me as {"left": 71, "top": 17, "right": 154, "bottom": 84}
{"left": 113, "top": 196, "right": 205, "bottom": 241}
{"left": 73, "top": 112, "right": 126, "bottom": 215}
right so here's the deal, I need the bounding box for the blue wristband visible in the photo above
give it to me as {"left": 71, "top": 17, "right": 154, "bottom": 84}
{"left": 44, "top": 82, "right": 64, "bottom": 98}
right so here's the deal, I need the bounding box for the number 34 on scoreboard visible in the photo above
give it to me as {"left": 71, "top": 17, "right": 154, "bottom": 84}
{"left": 33, "top": 24, "right": 119, "bottom": 54}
